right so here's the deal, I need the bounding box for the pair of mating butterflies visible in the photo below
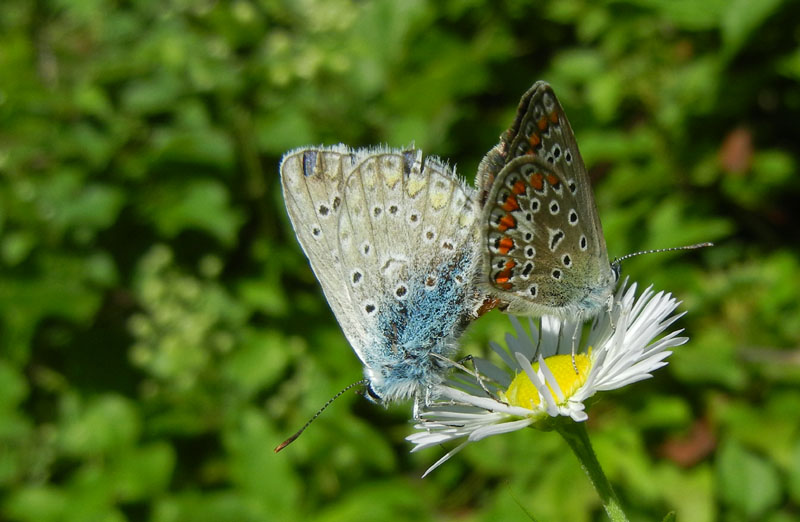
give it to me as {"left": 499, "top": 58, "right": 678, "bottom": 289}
{"left": 280, "top": 81, "right": 618, "bottom": 404}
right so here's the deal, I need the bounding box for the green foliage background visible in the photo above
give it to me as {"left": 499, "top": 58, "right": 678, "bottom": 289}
{"left": 2, "top": 0, "right": 800, "bottom": 520}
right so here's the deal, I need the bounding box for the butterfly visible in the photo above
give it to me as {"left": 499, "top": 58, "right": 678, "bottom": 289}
{"left": 280, "top": 146, "right": 489, "bottom": 405}
{"left": 476, "top": 81, "right": 619, "bottom": 320}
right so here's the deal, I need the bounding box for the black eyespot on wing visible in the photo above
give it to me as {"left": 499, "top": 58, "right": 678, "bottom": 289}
{"left": 522, "top": 262, "right": 533, "bottom": 276}
{"left": 550, "top": 230, "right": 564, "bottom": 250}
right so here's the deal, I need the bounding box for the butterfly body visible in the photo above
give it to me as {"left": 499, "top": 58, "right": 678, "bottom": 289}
{"left": 477, "top": 82, "right": 618, "bottom": 320}
{"left": 280, "top": 145, "right": 484, "bottom": 402}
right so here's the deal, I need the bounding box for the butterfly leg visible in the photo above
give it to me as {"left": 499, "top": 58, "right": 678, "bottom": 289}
{"left": 606, "top": 294, "right": 616, "bottom": 331}
{"left": 458, "top": 354, "right": 494, "bottom": 398}
{"left": 413, "top": 393, "right": 423, "bottom": 420}
{"left": 570, "top": 313, "right": 583, "bottom": 374}
{"left": 430, "top": 353, "right": 495, "bottom": 398}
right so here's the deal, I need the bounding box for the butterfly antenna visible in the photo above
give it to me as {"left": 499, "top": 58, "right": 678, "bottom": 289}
{"left": 274, "top": 379, "right": 369, "bottom": 453}
{"left": 613, "top": 242, "right": 714, "bottom": 265}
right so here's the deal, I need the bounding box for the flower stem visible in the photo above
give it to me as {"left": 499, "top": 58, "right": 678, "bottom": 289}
{"left": 556, "top": 421, "right": 630, "bottom": 522}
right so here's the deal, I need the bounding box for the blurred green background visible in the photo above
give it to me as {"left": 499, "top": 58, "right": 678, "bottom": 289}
{"left": 2, "top": 0, "right": 800, "bottom": 520}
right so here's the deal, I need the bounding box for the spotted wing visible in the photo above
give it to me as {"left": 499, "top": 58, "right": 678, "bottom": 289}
{"left": 478, "top": 82, "right": 615, "bottom": 318}
{"left": 280, "top": 145, "right": 371, "bottom": 355}
{"left": 281, "top": 146, "right": 482, "bottom": 369}
{"left": 477, "top": 81, "right": 585, "bottom": 205}
{"left": 336, "top": 149, "right": 483, "bottom": 357}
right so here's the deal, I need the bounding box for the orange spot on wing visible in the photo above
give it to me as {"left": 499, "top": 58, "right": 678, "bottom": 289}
{"left": 498, "top": 237, "right": 515, "bottom": 255}
{"left": 538, "top": 116, "right": 548, "bottom": 131}
{"left": 498, "top": 213, "right": 517, "bottom": 231}
{"left": 549, "top": 110, "right": 558, "bottom": 123}
{"left": 530, "top": 172, "right": 544, "bottom": 191}
{"left": 529, "top": 133, "right": 541, "bottom": 148}
{"left": 494, "top": 259, "right": 517, "bottom": 286}
{"left": 546, "top": 174, "right": 559, "bottom": 186}
{"left": 502, "top": 195, "right": 519, "bottom": 212}
{"left": 511, "top": 180, "right": 526, "bottom": 195}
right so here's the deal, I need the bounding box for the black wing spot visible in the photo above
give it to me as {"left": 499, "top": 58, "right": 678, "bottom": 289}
{"left": 550, "top": 230, "right": 565, "bottom": 250}
{"left": 552, "top": 269, "right": 562, "bottom": 280}
{"left": 522, "top": 262, "right": 533, "bottom": 276}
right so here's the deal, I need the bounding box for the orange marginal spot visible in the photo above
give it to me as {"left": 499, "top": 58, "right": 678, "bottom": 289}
{"left": 498, "top": 213, "right": 517, "bottom": 231}
{"left": 502, "top": 195, "right": 519, "bottom": 212}
{"left": 498, "top": 237, "right": 515, "bottom": 255}
{"left": 549, "top": 110, "right": 558, "bottom": 123}
{"left": 529, "top": 133, "right": 541, "bottom": 148}
{"left": 530, "top": 172, "right": 544, "bottom": 191}
{"left": 546, "top": 174, "right": 559, "bottom": 186}
{"left": 538, "top": 116, "right": 548, "bottom": 131}
{"left": 511, "top": 180, "right": 526, "bottom": 195}
{"left": 494, "top": 259, "right": 517, "bottom": 286}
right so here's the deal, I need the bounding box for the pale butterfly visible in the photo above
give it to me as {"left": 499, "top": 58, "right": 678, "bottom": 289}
{"left": 280, "top": 145, "right": 489, "bottom": 408}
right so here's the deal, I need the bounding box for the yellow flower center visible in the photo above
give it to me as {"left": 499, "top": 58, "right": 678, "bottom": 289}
{"left": 500, "top": 353, "right": 592, "bottom": 409}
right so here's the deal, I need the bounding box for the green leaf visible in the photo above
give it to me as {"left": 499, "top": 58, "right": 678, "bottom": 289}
{"left": 716, "top": 441, "right": 781, "bottom": 518}
{"left": 721, "top": 0, "right": 784, "bottom": 59}
{"left": 143, "top": 179, "right": 244, "bottom": 245}
{"left": 59, "top": 395, "right": 141, "bottom": 457}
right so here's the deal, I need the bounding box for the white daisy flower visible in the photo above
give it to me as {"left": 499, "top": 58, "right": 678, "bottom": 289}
{"left": 407, "top": 280, "right": 688, "bottom": 476}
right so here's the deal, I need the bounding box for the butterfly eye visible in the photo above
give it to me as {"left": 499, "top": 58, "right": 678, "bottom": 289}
{"left": 365, "top": 383, "right": 382, "bottom": 403}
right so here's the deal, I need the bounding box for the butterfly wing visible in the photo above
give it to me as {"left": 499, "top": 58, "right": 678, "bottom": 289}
{"left": 281, "top": 146, "right": 371, "bottom": 357}
{"left": 478, "top": 82, "right": 615, "bottom": 318}
{"left": 336, "top": 148, "right": 483, "bottom": 399}
{"left": 282, "top": 145, "right": 483, "bottom": 401}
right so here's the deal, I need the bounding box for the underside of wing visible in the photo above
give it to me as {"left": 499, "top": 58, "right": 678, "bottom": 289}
{"left": 336, "top": 149, "right": 484, "bottom": 396}
{"left": 280, "top": 145, "right": 370, "bottom": 354}
{"left": 481, "top": 155, "right": 614, "bottom": 318}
